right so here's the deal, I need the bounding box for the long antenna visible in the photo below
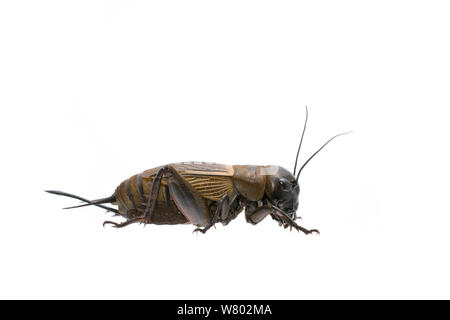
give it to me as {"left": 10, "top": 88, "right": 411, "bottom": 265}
{"left": 296, "top": 131, "right": 352, "bottom": 181}
{"left": 293, "top": 105, "right": 309, "bottom": 176}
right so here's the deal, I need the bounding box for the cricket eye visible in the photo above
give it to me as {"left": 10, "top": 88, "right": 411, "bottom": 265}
{"left": 278, "top": 179, "right": 291, "bottom": 191}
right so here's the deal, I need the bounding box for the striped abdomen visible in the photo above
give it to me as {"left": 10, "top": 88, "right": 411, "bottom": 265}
{"left": 114, "top": 172, "right": 188, "bottom": 224}
{"left": 114, "top": 162, "right": 236, "bottom": 225}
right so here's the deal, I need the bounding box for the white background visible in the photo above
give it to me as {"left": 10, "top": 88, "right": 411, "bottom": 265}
{"left": 1, "top": 1, "right": 449, "bottom": 299}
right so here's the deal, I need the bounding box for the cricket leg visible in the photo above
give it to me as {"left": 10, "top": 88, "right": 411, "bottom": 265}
{"left": 192, "top": 195, "right": 229, "bottom": 234}
{"left": 139, "top": 167, "right": 165, "bottom": 223}
{"left": 103, "top": 217, "right": 145, "bottom": 228}
{"left": 270, "top": 205, "right": 320, "bottom": 235}
{"left": 164, "top": 165, "right": 212, "bottom": 227}
{"left": 245, "top": 204, "right": 271, "bottom": 225}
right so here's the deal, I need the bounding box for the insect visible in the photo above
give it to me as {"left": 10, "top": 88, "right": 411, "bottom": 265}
{"left": 47, "top": 107, "right": 349, "bottom": 235}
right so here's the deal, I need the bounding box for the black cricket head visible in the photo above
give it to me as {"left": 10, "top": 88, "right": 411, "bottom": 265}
{"left": 267, "top": 106, "right": 350, "bottom": 223}
{"left": 265, "top": 166, "right": 300, "bottom": 219}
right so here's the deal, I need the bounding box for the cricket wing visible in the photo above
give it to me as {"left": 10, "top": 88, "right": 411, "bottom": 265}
{"left": 141, "top": 162, "right": 235, "bottom": 201}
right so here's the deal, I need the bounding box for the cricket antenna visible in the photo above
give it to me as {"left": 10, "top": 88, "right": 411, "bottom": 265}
{"left": 296, "top": 131, "right": 352, "bottom": 182}
{"left": 293, "top": 105, "right": 308, "bottom": 176}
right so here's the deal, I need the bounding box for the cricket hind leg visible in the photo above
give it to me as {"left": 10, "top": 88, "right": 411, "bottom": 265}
{"left": 110, "top": 166, "right": 166, "bottom": 227}
{"left": 158, "top": 165, "right": 212, "bottom": 226}
{"left": 130, "top": 165, "right": 212, "bottom": 227}
{"left": 103, "top": 164, "right": 211, "bottom": 229}
{"left": 140, "top": 167, "right": 165, "bottom": 223}
{"left": 103, "top": 208, "right": 145, "bottom": 228}
{"left": 103, "top": 217, "right": 145, "bottom": 228}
